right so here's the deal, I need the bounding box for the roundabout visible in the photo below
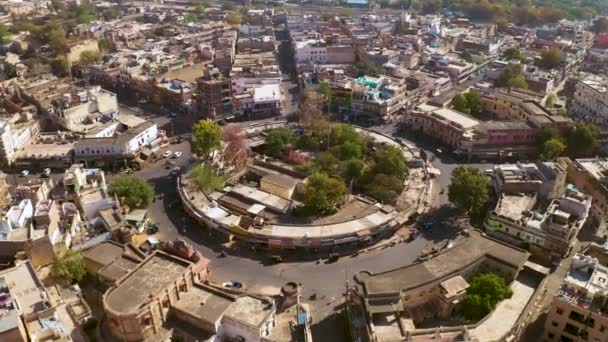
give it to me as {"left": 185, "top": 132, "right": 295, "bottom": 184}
{"left": 177, "top": 120, "right": 432, "bottom": 256}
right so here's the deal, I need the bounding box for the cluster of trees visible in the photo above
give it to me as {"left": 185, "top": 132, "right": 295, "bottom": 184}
{"left": 51, "top": 249, "right": 87, "bottom": 284}
{"left": 503, "top": 47, "right": 526, "bottom": 62}
{"left": 495, "top": 64, "right": 528, "bottom": 89}
{"left": 540, "top": 47, "right": 563, "bottom": 69}
{"left": 461, "top": 273, "right": 513, "bottom": 321}
{"left": 354, "top": 63, "right": 386, "bottom": 78}
{"left": 537, "top": 124, "right": 598, "bottom": 161}
{"left": 263, "top": 116, "right": 407, "bottom": 214}
{"left": 450, "top": 90, "right": 481, "bottom": 116}
{"left": 190, "top": 164, "right": 225, "bottom": 193}
{"left": 225, "top": 12, "right": 242, "bottom": 25}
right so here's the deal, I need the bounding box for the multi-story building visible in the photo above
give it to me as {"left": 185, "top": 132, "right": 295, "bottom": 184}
{"left": 351, "top": 75, "right": 408, "bottom": 120}
{"left": 407, "top": 104, "right": 479, "bottom": 149}
{"left": 562, "top": 158, "right": 608, "bottom": 225}
{"left": 571, "top": 73, "right": 608, "bottom": 129}
{"left": 194, "top": 66, "right": 232, "bottom": 119}
{"left": 485, "top": 181, "right": 591, "bottom": 259}
{"left": 544, "top": 254, "right": 608, "bottom": 342}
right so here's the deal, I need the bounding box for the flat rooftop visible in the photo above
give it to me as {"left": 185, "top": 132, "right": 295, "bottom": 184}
{"left": 223, "top": 296, "right": 273, "bottom": 328}
{"left": 172, "top": 284, "right": 233, "bottom": 326}
{"left": 575, "top": 158, "right": 608, "bottom": 181}
{"left": 0, "top": 261, "right": 47, "bottom": 316}
{"left": 227, "top": 184, "right": 292, "bottom": 213}
{"left": 494, "top": 194, "right": 536, "bottom": 222}
{"left": 431, "top": 107, "right": 479, "bottom": 130}
{"left": 105, "top": 251, "right": 190, "bottom": 314}
{"left": 357, "top": 230, "right": 529, "bottom": 296}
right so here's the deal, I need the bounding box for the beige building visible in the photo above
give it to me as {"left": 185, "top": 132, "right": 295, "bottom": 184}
{"left": 544, "top": 254, "right": 608, "bottom": 342}
{"left": 562, "top": 158, "right": 608, "bottom": 225}
{"left": 407, "top": 104, "right": 479, "bottom": 149}
{"left": 260, "top": 174, "right": 299, "bottom": 200}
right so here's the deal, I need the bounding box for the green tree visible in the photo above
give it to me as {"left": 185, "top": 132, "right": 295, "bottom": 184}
{"left": 464, "top": 90, "right": 481, "bottom": 116}
{"left": 0, "top": 23, "right": 12, "bottom": 44}
{"left": 540, "top": 138, "right": 566, "bottom": 161}
{"left": 545, "top": 93, "right": 557, "bottom": 107}
{"left": 0, "top": 60, "right": 17, "bottom": 78}
{"left": 354, "top": 63, "right": 385, "bottom": 77}
{"left": 451, "top": 94, "right": 469, "bottom": 113}
{"left": 184, "top": 13, "right": 198, "bottom": 22}
{"left": 566, "top": 123, "right": 597, "bottom": 157}
{"left": 461, "top": 49, "right": 473, "bottom": 63}
{"left": 540, "top": 47, "right": 562, "bottom": 69}
{"left": 461, "top": 273, "right": 513, "bottom": 321}
{"left": 195, "top": 4, "right": 206, "bottom": 15}
{"left": 331, "top": 141, "right": 363, "bottom": 160}
{"left": 536, "top": 127, "right": 561, "bottom": 147}
{"left": 109, "top": 174, "right": 154, "bottom": 209}
{"left": 265, "top": 127, "right": 294, "bottom": 158}
{"left": 190, "top": 164, "right": 224, "bottom": 193}
{"left": 48, "top": 28, "right": 66, "bottom": 54}
{"left": 372, "top": 145, "right": 407, "bottom": 178}
{"left": 303, "top": 172, "right": 346, "bottom": 215}
{"left": 80, "top": 50, "right": 101, "bottom": 65}
{"left": 592, "top": 17, "right": 608, "bottom": 33}
{"left": 448, "top": 166, "right": 489, "bottom": 215}
{"left": 508, "top": 75, "right": 528, "bottom": 89}
{"left": 341, "top": 158, "right": 365, "bottom": 182}
{"left": 51, "top": 56, "right": 69, "bottom": 76}
{"left": 192, "top": 119, "right": 222, "bottom": 159}
{"left": 330, "top": 123, "right": 363, "bottom": 146}
{"left": 51, "top": 249, "right": 87, "bottom": 284}
{"left": 221, "top": 3, "right": 235, "bottom": 10}
{"left": 50, "top": 0, "right": 67, "bottom": 11}
{"left": 98, "top": 38, "right": 115, "bottom": 52}
{"left": 102, "top": 7, "right": 120, "bottom": 21}
{"left": 225, "top": 12, "right": 242, "bottom": 25}
{"left": 314, "top": 152, "right": 340, "bottom": 173}
{"left": 503, "top": 47, "right": 523, "bottom": 61}
{"left": 495, "top": 17, "right": 509, "bottom": 31}
{"left": 364, "top": 173, "right": 404, "bottom": 204}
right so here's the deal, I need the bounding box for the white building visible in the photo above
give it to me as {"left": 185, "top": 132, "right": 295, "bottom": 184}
{"left": 294, "top": 40, "right": 327, "bottom": 64}
{"left": 74, "top": 121, "right": 157, "bottom": 159}
{"left": 0, "top": 199, "right": 34, "bottom": 239}
{"left": 571, "top": 74, "right": 608, "bottom": 129}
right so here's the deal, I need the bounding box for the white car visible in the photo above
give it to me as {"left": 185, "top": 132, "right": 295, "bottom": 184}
{"left": 172, "top": 151, "right": 182, "bottom": 158}
{"left": 162, "top": 151, "right": 172, "bottom": 158}
{"left": 42, "top": 168, "right": 51, "bottom": 177}
{"left": 20, "top": 170, "right": 29, "bottom": 177}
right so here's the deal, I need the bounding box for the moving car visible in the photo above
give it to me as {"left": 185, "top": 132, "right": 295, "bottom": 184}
{"left": 20, "top": 170, "right": 29, "bottom": 177}
{"left": 172, "top": 151, "right": 182, "bottom": 158}
{"left": 162, "top": 151, "right": 172, "bottom": 158}
{"left": 222, "top": 281, "right": 243, "bottom": 289}
{"left": 42, "top": 168, "right": 51, "bottom": 177}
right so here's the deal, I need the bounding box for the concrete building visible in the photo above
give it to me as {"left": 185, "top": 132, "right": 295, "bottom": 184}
{"left": 351, "top": 75, "right": 408, "bottom": 119}
{"left": 490, "top": 162, "right": 567, "bottom": 199}
{"left": 571, "top": 74, "right": 608, "bottom": 129}
{"left": 485, "top": 184, "right": 591, "bottom": 259}
{"left": 195, "top": 66, "right": 232, "bottom": 119}
{"left": 407, "top": 105, "right": 479, "bottom": 149}
{"left": 563, "top": 158, "right": 608, "bottom": 225}
{"left": 103, "top": 250, "right": 275, "bottom": 341}
{"left": 544, "top": 254, "right": 608, "bottom": 342}
{"left": 260, "top": 174, "right": 300, "bottom": 200}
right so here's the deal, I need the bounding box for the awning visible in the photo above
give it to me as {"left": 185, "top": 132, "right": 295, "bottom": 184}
{"left": 427, "top": 167, "right": 441, "bottom": 176}
{"left": 356, "top": 229, "right": 371, "bottom": 237}
{"left": 335, "top": 237, "right": 358, "bottom": 244}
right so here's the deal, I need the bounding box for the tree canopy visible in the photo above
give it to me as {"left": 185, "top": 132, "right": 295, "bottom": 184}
{"left": 451, "top": 91, "right": 481, "bottom": 116}
{"left": 461, "top": 273, "right": 513, "bottom": 321}
{"left": 566, "top": 123, "right": 597, "bottom": 158}
{"left": 540, "top": 47, "right": 562, "bottom": 69}
{"left": 51, "top": 249, "right": 87, "bottom": 284}
{"left": 80, "top": 50, "right": 101, "bottom": 65}
{"left": 540, "top": 138, "right": 566, "bottom": 161}
{"left": 190, "top": 164, "right": 224, "bottom": 193}
{"left": 503, "top": 47, "right": 525, "bottom": 62}
{"left": 109, "top": 174, "right": 154, "bottom": 209}
{"left": 225, "top": 12, "right": 242, "bottom": 25}
{"left": 303, "top": 172, "right": 346, "bottom": 215}
{"left": 448, "top": 166, "right": 489, "bottom": 215}
{"left": 372, "top": 145, "right": 407, "bottom": 178}
{"left": 192, "top": 119, "right": 222, "bottom": 159}
{"left": 265, "top": 127, "right": 294, "bottom": 158}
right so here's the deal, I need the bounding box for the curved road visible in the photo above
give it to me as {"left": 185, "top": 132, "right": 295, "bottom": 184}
{"left": 133, "top": 121, "right": 491, "bottom": 338}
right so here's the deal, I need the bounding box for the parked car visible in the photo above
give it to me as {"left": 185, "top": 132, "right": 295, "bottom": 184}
{"left": 20, "top": 170, "right": 29, "bottom": 177}
{"left": 328, "top": 253, "right": 340, "bottom": 262}
{"left": 222, "top": 281, "right": 243, "bottom": 289}
{"left": 42, "top": 168, "right": 51, "bottom": 177}
{"left": 172, "top": 151, "right": 182, "bottom": 158}
{"left": 162, "top": 151, "right": 172, "bottom": 158}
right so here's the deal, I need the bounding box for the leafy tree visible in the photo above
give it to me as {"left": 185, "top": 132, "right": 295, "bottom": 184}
{"left": 364, "top": 173, "right": 403, "bottom": 204}
{"left": 221, "top": 124, "right": 247, "bottom": 168}
{"left": 495, "top": 17, "right": 509, "bottom": 31}
{"left": 461, "top": 49, "right": 473, "bottom": 63}
{"left": 339, "top": 8, "right": 354, "bottom": 17}
{"left": 184, "top": 13, "right": 198, "bottom": 23}
{"left": 195, "top": 4, "right": 206, "bottom": 15}
{"left": 545, "top": 93, "right": 557, "bottom": 107}
{"left": 320, "top": 13, "right": 334, "bottom": 21}
{"left": 540, "top": 47, "right": 562, "bottom": 69}
{"left": 0, "top": 60, "right": 17, "bottom": 78}
{"left": 49, "top": 28, "right": 66, "bottom": 54}
{"left": 103, "top": 7, "right": 121, "bottom": 21}
{"left": 354, "top": 63, "right": 385, "bottom": 77}
{"left": 566, "top": 123, "right": 597, "bottom": 157}
{"left": 299, "top": 89, "right": 324, "bottom": 126}
{"left": 496, "top": 64, "right": 525, "bottom": 88}
{"left": 331, "top": 141, "right": 363, "bottom": 160}
{"left": 225, "top": 12, "right": 242, "bottom": 25}
{"left": 190, "top": 164, "right": 224, "bottom": 193}
{"left": 508, "top": 75, "right": 528, "bottom": 89}
{"left": 537, "top": 127, "right": 561, "bottom": 147}
{"left": 461, "top": 273, "right": 513, "bottom": 321}
{"left": 51, "top": 56, "right": 69, "bottom": 76}
{"left": 192, "top": 119, "right": 222, "bottom": 159}
{"left": 341, "top": 158, "right": 365, "bottom": 182}
{"left": 592, "top": 17, "right": 608, "bottom": 33}
{"left": 98, "top": 38, "right": 116, "bottom": 52}
{"left": 372, "top": 145, "right": 407, "bottom": 178}
{"left": 503, "top": 47, "right": 523, "bottom": 61}
{"left": 50, "top": 0, "right": 67, "bottom": 11}
{"left": 80, "top": 50, "right": 101, "bottom": 65}
{"left": 464, "top": 90, "right": 481, "bottom": 116}
{"left": 303, "top": 172, "right": 346, "bottom": 215}
{"left": 330, "top": 123, "right": 363, "bottom": 146}
{"left": 51, "top": 249, "right": 87, "bottom": 284}
{"left": 314, "top": 152, "right": 340, "bottom": 174}
{"left": 109, "top": 174, "right": 154, "bottom": 209}
{"left": 540, "top": 138, "right": 566, "bottom": 161}
{"left": 0, "top": 23, "right": 12, "bottom": 44}
{"left": 448, "top": 166, "right": 489, "bottom": 215}
{"left": 265, "top": 127, "right": 293, "bottom": 158}
{"left": 451, "top": 94, "right": 469, "bottom": 113}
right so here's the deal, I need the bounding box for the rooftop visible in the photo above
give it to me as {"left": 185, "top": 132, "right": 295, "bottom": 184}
{"left": 493, "top": 193, "right": 537, "bottom": 224}
{"left": 171, "top": 284, "right": 233, "bottom": 326}
{"left": 104, "top": 251, "right": 190, "bottom": 314}
{"left": 356, "top": 230, "right": 529, "bottom": 296}
{"left": 223, "top": 296, "right": 274, "bottom": 328}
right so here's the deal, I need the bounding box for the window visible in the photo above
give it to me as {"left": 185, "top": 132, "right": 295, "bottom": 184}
{"left": 563, "top": 323, "right": 579, "bottom": 336}
{"left": 600, "top": 325, "right": 607, "bottom": 333}
{"left": 552, "top": 321, "right": 559, "bottom": 327}
{"left": 548, "top": 332, "right": 555, "bottom": 339}
{"left": 142, "top": 316, "right": 152, "bottom": 327}
{"left": 556, "top": 307, "right": 564, "bottom": 315}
